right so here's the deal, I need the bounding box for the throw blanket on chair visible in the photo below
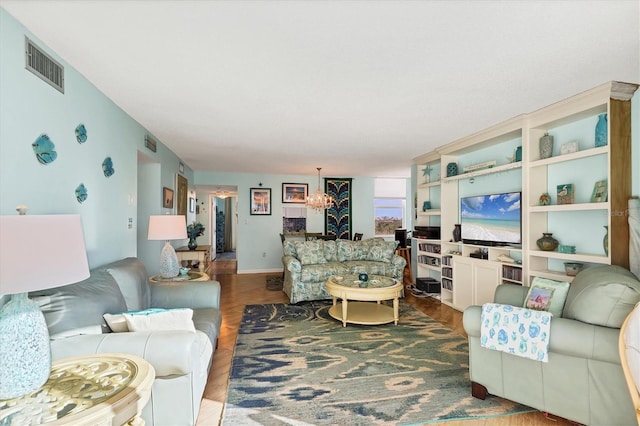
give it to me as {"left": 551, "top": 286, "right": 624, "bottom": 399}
{"left": 480, "top": 303, "right": 552, "bottom": 362}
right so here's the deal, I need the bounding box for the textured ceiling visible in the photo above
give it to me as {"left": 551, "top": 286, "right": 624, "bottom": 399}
{"left": 1, "top": 1, "right": 638, "bottom": 178}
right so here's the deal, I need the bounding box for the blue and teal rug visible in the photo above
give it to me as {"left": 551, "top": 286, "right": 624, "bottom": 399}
{"left": 222, "top": 301, "right": 533, "bottom": 425}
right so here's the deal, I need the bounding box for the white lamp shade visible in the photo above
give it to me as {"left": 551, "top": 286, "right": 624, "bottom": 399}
{"left": 0, "top": 215, "right": 90, "bottom": 295}
{"left": 148, "top": 215, "right": 187, "bottom": 240}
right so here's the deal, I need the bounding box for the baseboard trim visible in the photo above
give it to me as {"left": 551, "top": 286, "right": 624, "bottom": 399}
{"left": 237, "top": 268, "right": 283, "bottom": 274}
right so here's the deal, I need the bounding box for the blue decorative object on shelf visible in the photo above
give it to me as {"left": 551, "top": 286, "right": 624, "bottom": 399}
{"left": 75, "top": 123, "right": 88, "bottom": 143}
{"left": 446, "top": 162, "right": 458, "bottom": 177}
{"left": 0, "top": 293, "right": 51, "bottom": 399}
{"left": 75, "top": 183, "right": 88, "bottom": 203}
{"left": 422, "top": 201, "right": 431, "bottom": 211}
{"left": 32, "top": 134, "right": 57, "bottom": 164}
{"left": 358, "top": 273, "right": 368, "bottom": 282}
{"left": 595, "top": 113, "right": 607, "bottom": 147}
{"left": 515, "top": 146, "right": 522, "bottom": 162}
{"left": 102, "top": 157, "right": 115, "bottom": 177}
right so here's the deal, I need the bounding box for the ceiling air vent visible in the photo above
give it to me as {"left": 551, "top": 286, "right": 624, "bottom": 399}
{"left": 25, "top": 37, "right": 64, "bottom": 93}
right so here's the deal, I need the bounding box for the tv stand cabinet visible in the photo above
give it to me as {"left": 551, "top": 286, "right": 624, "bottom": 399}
{"left": 413, "top": 81, "right": 637, "bottom": 311}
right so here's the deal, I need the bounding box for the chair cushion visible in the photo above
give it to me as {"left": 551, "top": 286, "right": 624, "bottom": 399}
{"left": 337, "top": 240, "right": 370, "bottom": 261}
{"left": 323, "top": 240, "right": 338, "bottom": 262}
{"left": 282, "top": 240, "right": 298, "bottom": 257}
{"left": 300, "top": 262, "right": 348, "bottom": 283}
{"left": 366, "top": 240, "right": 397, "bottom": 263}
{"left": 563, "top": 265, "right": 640, "bottom": 328}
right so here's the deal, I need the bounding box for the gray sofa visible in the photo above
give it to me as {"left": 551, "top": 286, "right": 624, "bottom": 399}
{"left": 30, "top": 257, "right": 222, "bottom": 426}
{"left": 462, "top": 265, "right": 640, "bottom": 425}
{"left": 282, "top": 238, "right": 406, "bottom": 303}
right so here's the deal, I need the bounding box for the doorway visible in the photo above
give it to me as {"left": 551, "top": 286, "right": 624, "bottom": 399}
{"left": 211, "top": 190, "right": 237, "bottom": 261}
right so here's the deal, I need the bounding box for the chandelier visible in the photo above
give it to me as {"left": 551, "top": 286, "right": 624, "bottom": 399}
{"left": 306, "top": 167, "right": 334, "bottom": 211}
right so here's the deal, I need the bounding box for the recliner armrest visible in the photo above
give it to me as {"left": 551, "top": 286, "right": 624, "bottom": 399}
{"left": 50, "top": 330, "right": 205, "bottom": 377}
{"left": 150, "top": 280, "right": 221, "bottom": 309}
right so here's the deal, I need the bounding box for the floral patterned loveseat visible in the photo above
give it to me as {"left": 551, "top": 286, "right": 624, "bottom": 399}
{"left": 282, "top": 238, "right": 406, "bottom": 303}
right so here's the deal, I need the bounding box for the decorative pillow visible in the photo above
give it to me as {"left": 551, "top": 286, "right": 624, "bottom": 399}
{"left": 104, "top": 308, "right": 195, "bottom": 332}
{"left": 323, "top": 240, "right": 338, "bottom": 262}
{"left": 366, "top": 240, "right": 397, "bottom": 263}
{"left": 337, "top": 240, "right": 370, "bottom": 262}
{"left": 294, "top": 241, "right": 327, "bottom": 265}
{"left": 523, "top": 277, "right": 570, "bottom": 317}
{"left": 282, "top": 240, "right": 298, "bottom": 257}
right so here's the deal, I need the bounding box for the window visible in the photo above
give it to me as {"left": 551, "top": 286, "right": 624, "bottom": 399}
{"left": 374, "top": 178, "right": 407, "bottom": 236}
{"left": 374, "top": 198, "right": 405, "bottom": 235}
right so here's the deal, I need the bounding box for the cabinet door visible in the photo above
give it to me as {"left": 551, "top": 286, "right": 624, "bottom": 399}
{"left": 452, "top": 257, "right": 473, "bottom": 311}
{"left": 473, "top": 261, "right": 501, "bottom": 305}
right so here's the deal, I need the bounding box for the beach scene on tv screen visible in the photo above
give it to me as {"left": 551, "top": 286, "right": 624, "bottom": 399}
{"left": 461, "top": 192, "right": 521, "bottom": 244}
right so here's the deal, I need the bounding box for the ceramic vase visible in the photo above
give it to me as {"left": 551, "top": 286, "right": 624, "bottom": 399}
{"left": 515, "top": 146, "right": 522, "bottom": 162}
{"left": 603, "top": 226, "right": 609, "bottom": 256}
{"left": 446, "top": 162, "right": 458, "bottom": 177}
{"left": 539, "top": 132, "right": 554, "bottom": 159}
{"left": 536, "top": 232, "right": 559, "bottom": 251}
{"left": 595, "top": 113, "right": 608, "bottom": 147}
{"left": 188, "top": 238, "right": 198, "bottom": 250}
{"left": 453, "top": 224, "right": 462, "bottom": 242}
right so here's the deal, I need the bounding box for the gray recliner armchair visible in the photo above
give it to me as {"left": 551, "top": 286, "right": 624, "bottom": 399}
{"left": 463, "top": 265, "right": 640, "bottom": 425}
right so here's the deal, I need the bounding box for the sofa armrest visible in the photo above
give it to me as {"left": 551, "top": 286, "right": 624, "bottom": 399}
{"left": 283, "top": 255, "right": 302, "bottom": 273}
{"left": 463, "top": 306, "right": 621, "bottom": 364}
{"left": 150, "top": 280, "right": 220, "bottom": 309}
{"left": 494, "top": 283, "right": 528, "bottom": 306}
{"left": 391, "top": 254, "right": 406, "bottom": 270}
{"left": 50, "top": 330, "right": 201, "bottom": 377}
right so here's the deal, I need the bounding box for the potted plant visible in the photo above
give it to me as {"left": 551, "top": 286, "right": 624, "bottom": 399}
{"left": 186, "top": 222, "right": 205, "bottom": 250}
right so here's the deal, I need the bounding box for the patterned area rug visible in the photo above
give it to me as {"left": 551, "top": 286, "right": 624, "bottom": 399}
{"left": 222, "top": 301, "right": 534, "bottom": 425}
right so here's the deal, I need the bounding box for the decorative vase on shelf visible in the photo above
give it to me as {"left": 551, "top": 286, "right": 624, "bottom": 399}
{"left": 603, "top": 226, "right": 609, "bottom": 256}
{"left": 536, "top": 233, "right": 558, "bottom": 251}
{"left": 515, "top": 146, "right": 522, "bottom": 162}
{"left": 446, "top": 162, "right": 458, "bottom": 177}
{"left": 539, "top": 132, "right": 554, "bottom": 159}
{"left": 595, "top": 113, "right": 608, "bottom": 147}
{"left": 453, "top": 224, "right": 462, "bottom": 242}
{"left": 188, "top": 238, "right": 198, "bottom": 250}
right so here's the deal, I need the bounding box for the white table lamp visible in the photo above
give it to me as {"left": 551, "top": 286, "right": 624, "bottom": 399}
{"left": 0, "top": 214, "right": 90, "bottom": 399}
{"left": 148, "top": 215, "right": 187, "bottom": 278}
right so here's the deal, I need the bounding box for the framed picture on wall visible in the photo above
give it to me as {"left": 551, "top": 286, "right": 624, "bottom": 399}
{"left": 162, "top": 187, "right": 174, "bottom": 208}
{"left": 176, "top": 174, "right": 188, "bottom": 216}
{"left": 250, "top": 188, "right": 271, "bottom": 215}
{"left": 189, "top": 197, "right": 195, "bottom": 213}
{"left": 282, "top": 183, "right": 308, "bottom": 203}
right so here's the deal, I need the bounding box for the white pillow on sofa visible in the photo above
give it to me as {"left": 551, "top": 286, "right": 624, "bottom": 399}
{"left": 104, "top": 308, "right": 195, "bottom": 332}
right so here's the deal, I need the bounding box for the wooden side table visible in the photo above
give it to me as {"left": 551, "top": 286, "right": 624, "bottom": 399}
{"left": 175, "top": 244, "right": 212, "bottom": 274}
{"left": 396, "top": 247, "right": 413, "bottom": 284}
{"left": 0, "top": 353, "right": 155, "bottom": 425}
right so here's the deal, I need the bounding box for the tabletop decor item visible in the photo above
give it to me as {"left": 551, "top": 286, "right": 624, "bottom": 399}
{"left": 557, "top": 184, "right": 574, "bottom": 205}
{"left": 590, "top": 179, "right": 608, "bottom": 202}
{"left": 453, "top": 224, "right": 462, "bottom": 242}
{"left": 0, "top": 213, "right": 90, "bottom": 399}
{"left": 446, "top": 162, "right": 458, "bottom": 177}
{"left": 186, "top": 222, "right": 205, "bottom": 250}
{"left": 560, "top": 141, "right": 578, "bottom": 155}
{"left": 558, "top": 245, "right": 576, "bottom": 254}
{"left": 536, "top": 232, "right": 559, "bottom": 251}
{"left": 422, "top": 201, "right": 431, "bottom": 211}
{"left": 539, "top": 193, "right": 551, "bottom": 206}
{"left": 603, "top": 225, "right": 609, "bottom": 256}
{"left": 539, "top": 132, "right": 554, "bottom": 159}
{"left": 515, "top": 146, "right": 522, "bottom": 162}
{"left": 358, "top": 273, "right": 369, "bottom": 282}
{"left": 564, "top": 262, "right": 584, "bottom": 276}
{"left": 595, "top": 113, "right": 608, "bottom": 147}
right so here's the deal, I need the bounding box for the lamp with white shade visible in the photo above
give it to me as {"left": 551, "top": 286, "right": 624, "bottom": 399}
{"left": 0, "top": 213, "right": 90, "bottom": 399}
{"left": 148, "top": 214, "right": 187, "bottom": 278}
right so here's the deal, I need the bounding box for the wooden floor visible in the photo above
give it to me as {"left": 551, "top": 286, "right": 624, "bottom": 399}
{"left": 197, "top": 260, "right": 577, "bottom": 426}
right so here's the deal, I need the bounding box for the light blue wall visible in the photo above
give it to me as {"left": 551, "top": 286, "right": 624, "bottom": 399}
{"left": 193, "top": 171, "right": 391, "bottom": 273}
{"left": 0, "top": 9, "right": 193, "bottom": 272}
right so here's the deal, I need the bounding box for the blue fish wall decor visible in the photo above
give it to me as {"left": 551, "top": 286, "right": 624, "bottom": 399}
{"left": 32, "top": 134, "right": 57, "bottom": 164}
{"left": 75, "top": 183, "right": 88, "bottom": 203}
{"left": 75, "top": 124, "right": 88, "bottom": 143}
{"left": 102, "top": 156, "right": 115, "bottom": 177}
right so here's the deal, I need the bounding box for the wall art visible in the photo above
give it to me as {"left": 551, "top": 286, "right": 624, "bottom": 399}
{"left": 189, "top": 197, "right": 195, "bottom": 213}
{"left": 32, "top": 134, "right": 57, "bottom": 164}
{"left": 102, "top": 157, "right": 114, "bottom": 177}
{"left": 590, "top": 179, "right": 608, "bottom": 203}
{"left": 144, "top": 135, "right": 157, "bottom": 152}
{"left": 163, "top": 187, "right": 174, "bottom": 208}
{"left": 324, "top": 177, "right": 352, "bottom": 239}
{"left": 557, "top": 183, "right": 574, "bottom": 205}
{"left": 75, "top": 124, "right": 87, "bottom": 143}
{"left": 176, "top": 174, "right": 188, "bottom": 216}
{"left": 75, "top": 183, "right": 88, "bottom": 203}
{"left": 250, "top": 188, "right": 271, "bottom": 215}
{"left": 282, "top": 183, "right": 308, "bottom": 203}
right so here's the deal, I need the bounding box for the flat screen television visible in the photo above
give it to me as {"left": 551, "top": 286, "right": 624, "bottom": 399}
{"left": 460, "top": 191, "right": 521, "bottom": 246}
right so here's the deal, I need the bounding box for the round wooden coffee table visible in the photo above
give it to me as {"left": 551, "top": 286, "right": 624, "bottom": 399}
{"left": 325, "top": 274, "right": 403, "bottom": 327}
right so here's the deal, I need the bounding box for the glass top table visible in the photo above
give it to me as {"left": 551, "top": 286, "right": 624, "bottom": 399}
{"left": 325, "top": 274, "right": 402, "bottom": 327}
